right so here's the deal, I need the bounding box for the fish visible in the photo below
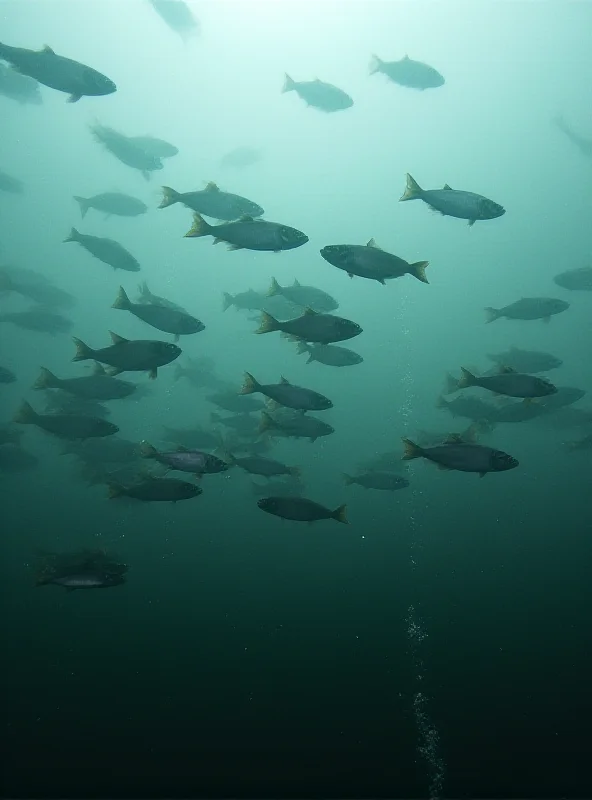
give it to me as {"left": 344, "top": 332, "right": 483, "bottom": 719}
{"left": 0, "top": 266, "right": 75, "bottom": 309}
{"left": 251, "top": 478, "right": 304, "bottom": 498}
{"left": 0, "top": 62, "right": 42, "bottom": 104}
{"left": 39, "top": 571, "right": 126, "bottom": 590}
{"left": 485, "top": 297, "right": 570, "bottom": 322}
{"left": 0, "top": 365, "right": 16, "bottom": 383}
{"left": 210, "top": 412, "right": 260, "bottom": 437}
{"left": 487, "top": 348, "right": 563, "bottom": 374}
{"left": 136, "top": 282, "right": 189, "bottom": 314}
{"left": 223, "top": 289, "right": 302, "bottom": 320}
{"left": 148, "top": 0, "right": 200, "bottom": 40}
{"left": 490, "top": 402, "right": 547, "bottom": 424}
{"left": 0, "top": 443, "right": 38, "bottom": 472}
{"left": 400, "top": 174, "right": 505, "bottom": 225}
{"left": 184, "top": 213, "right": 308, "bottom": 252}
{"left": 0, "top": 425, "right": 22, "bottom": 446}
{"left": 62, "top": 436, "right": 140, "bottom": 465}
{"left": 72, "top": 332, "right": 181, "bottom": 379}
{"left": 89, "top": 123, "right": 163, "bottom": 179}
{"left": 33, "top": 363, "right": 136, "bottom": 401}
{"left": 139, "top": 441, "right": 228, "bottom": 475}
{"left": 255, "top": 309, "right": 362, "bottom": 344}
{"left": 13, "top": 400, "right": 118, "bottom": 440}
{"left": 295, "top": 341, "right": 363, "bottom": 367}
{"left": 282, "top": 74, "right": 353, "bottom": 112}
{"left": 34, "top": 548, "right": 128, "bottom": 590}
{"left": 42, "top": 390, "right": 111, "bottom": 419}
{"left": 553, "top": 267, "right": 592, "bottom": 291}
{"left": 267, "top": 277, "right": 339, "bottom": 312}
{"left": 370, "top": 54, "right": 445, "bottom": 89}
{"left": 437, "top": 394, "right": 499, "bottom": 422}
{"left": 0, "top": 308, "right": 72, "bottom": 335}
{"left": 534, "top": 406, "right": 592, "bottom": 431}
{"left": 257, "top": 496, "right": 348, "bottom": 524}
{"left": 112, "top": 286, "right": 205, "bottom": 340}
{"left": 64, "top": 228, "right": 141, "bottom": 272}
{"left": 226, "top": 452, "right": 300, "bottom": 478}
{"left": 73, "top": 192, "right": 148, "bottom": 219}
{"left": 173, "top": 357, "right": 227, "bottom": 391}
{"left": 565, "top": 434, "right": 592, "bottom": 452}
{"left": 343, "top": 472, "right": 410, "bottom": 491}
{"left": 160, "top": 183, "right": 263, "bottom": 220}
{"left": 402, "top": 436, "right": 518, "bottom": 477}
{"left": 131, "top": 135, "right": 178, "bottom": 159}
{"left": 259, "top": 409, "right": 334, "bottom": 442}
{"left": 219, "top": 147, "right": 262, "bottom": 169}
{"left": 205, "top": 390, "right": 264, "bottom": 414}
{"left": 0, "top": 42, "right": 116, "bottom": 102}
{"left": 538, "top": 387, "right": 586, "bottom": 411}
{"left": 449, "top": 367, "right": 557, "bottom": 399}
{"left": 241, "top": 372, "right": 333, "bottom": 411}
{"left": 320, "top": 239, "right": 429, "bottom": 284}
{"left": 0, "top": 168, "right": 24, "bottom": 194}
{"left": 108, "top": 476, "right": 202, "bottom": 502}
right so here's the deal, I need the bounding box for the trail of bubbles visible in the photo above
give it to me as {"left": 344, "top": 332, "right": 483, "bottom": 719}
{"left": 398, "top": 289, "right": 446, "bottom": 799}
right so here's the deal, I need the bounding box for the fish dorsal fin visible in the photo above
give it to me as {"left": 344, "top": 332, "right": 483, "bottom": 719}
{"left": 176, "top": 444, "right": 189, "bottom": 452}
{"left": 204, "top": 181, "right": 220, "bottom": 192}
{"left": 499, "top": 365, "right": 516, "bottom": 374}
{"left": 280, "top": 376, "right": 290, "bottom": 385}
{"left": 443, "top": 183, "right": 453, "bottom": 190}
{"left": 303, "top": 307, "right": 317, "bottom": 316}
{"left": 42, "top": 45, "right": 55, "bottom": 55}
{"left": 239, "top": 214, "right": 254, "bottom": 223}
{"left": 92, "top": 361, "right": 106, "bottom": 376}
{"left": 109, "top": 331, "right": 129, "bottom": 345}
{"left": 403, "top": 54, "right": 410, "bottom": 61}
{"left": 366, "top": 238, "right": 383, "bottom": 250}
{"left": 444, "top": 433, "right": 464, "bottom": 444}
{"left": 293, "top": 278, "right": 301, "bottom": 287}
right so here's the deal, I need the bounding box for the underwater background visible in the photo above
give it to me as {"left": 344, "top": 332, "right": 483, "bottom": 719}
{"left": 1, "top": 1, "right": 592, "bottom": 797}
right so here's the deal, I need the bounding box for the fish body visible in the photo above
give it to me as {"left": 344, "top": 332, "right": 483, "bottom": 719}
{"left": 437, "top": 394, "right": 498, "bottom": 422}
{"left": 89, "top": 123, "right": 163, "bottom": 178}
{"left": 344, "top": 471, "right": 410, "bottom": 491}
{"left": 42, "top": 572, "right": 125, "bottom": 589}
{"left": 162, "top": 426, "right": 219, "bottom": 450}
{"left": 320, "top": 240, "right": 429, "bottom": 284}
{"left": 296, "top": 341, "right": 363, "bottom": 367}
{"left": 13, "top": 400, "right": 118, "bottom": 440}
{"left": 219, "top": 147, "right": 261, "bottom": 169}
{"left": 72, "top": 332, "right": 181, "bottom": 379}
{"left": 553, "top": 267, "right": 592, "bottom": 291}
{"left": 282, "top": 74, "right": 353, "bottom": 111}
{"left": 211, "top": 412, "right": 259, "bottom": 437}
{"left": 0, "top": 365, "right": 16, "bottom": 383}
{"left": 33, "top": 364, "right": 136, "bottom": 400}
{"left": 485, "top": 297, "right": 569, "bottom": 322}
{"left": 228, "top": 453, "right": 299, "bottom": 478}
{"left": 0, "top": 308, "right": 71, "bottom": 334}
{"left": 149, "top": 0, "right": 200, "bottom": 40}
{"left": 256, "top": 309, "right": 362, "bottom": 344}
{"left": 402, "top": 437, "right": 518, "bottom": 476}
{"left": 0, "top": 266, "right": 75, "bottom": 309}
{"left": 0, "top": 168, "right": 24, "bottom": 193}
{"left": 260, "top": 410, "right": 334, "bottom": 442}
{"left": 267, "top": 277, "right": 338, "bottom": 311}
{"left": 112, "top": 286, "right": 204, "bottom": 337}
{"left": 370, "top": 54, "right": 444, "bottom": 89}
{"left": 487, "top": 348, "right": 562, "bottom": 373}
{"left": 0, "top": 443, "right": 38, "bottom": 472}
{"left": 140, "top": 441, "right": 228, "bottom": 474}
{"left": 131, "top": 135, "right": 178, "bottom": 158}
{"left": 257, "top": 496, "right": 348, "bottom": 523}
{"left": 74, "top": 192, "right": 148, "bottom": 219}
{"left": 63, "top": 436, "right": 139, "bottom": 465}
{"left": 241, "top": 372, "right": 332, "bottom": 411}
{"left": 400, "top": 174, "right": 505, "bottom": 225}
{"left": 64, "top": 228, "right": 140, "bottom": 272}
{"left": 185, "top": 213, "right": 308, "bottom": 252}
{"left": 160, "top": 183, "right": 263, "bottom": 220}
{"left": 206, "top": 391, "right": 264, "bottom": 414}
{"left": 0, "top": 42, "right": 115, "bottom": 102}
{"left": 136, "top": 282, "right": 189, "bottom": 314}
{"left": 539, "top": 387, "right": 586, "bottom": 411}
{"left": 108, "top": 476, "right": 202, "bottom": 502}
{"left": 0, "top": 62, "right": 42, "bottom": 103}
{"left": 456, "top": 367, "right": 556, "bottom": 399}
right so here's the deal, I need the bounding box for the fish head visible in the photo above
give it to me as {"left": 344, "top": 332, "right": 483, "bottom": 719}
{"left": 156, "top": 342, "right": 182, "bottom": 359}
{"left": 249, "top": 202, "right": 265, "bottom": 217}
{"left": 82, "top": 67, "right": 117, "bottom": 97}
{"left": 338, "top": 318, "right": 362, "bottom": 336}
{"left": 479, "top": 198, "right": 505, "bottom": 220}
{"left": 537, "top": 379, "right": 558, "bottom": 396}
{"left": 257, "top": 497, "right": 279, "bottom": 513}
{"left": 205, "top": 454, "right": 229, "bottom": 473}
{"left": 279, "top": 226, "right": 309, "bottom": 248}
{"left": 319, "top": 245, "right": 353, "bottom": 269}
{"left": 551, "top": 299, "right": 570, "bottom": 313}
{"left": 490, "top": 451, "right": 519, "bottom": 472}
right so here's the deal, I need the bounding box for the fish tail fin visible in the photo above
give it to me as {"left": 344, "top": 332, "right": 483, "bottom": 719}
{"left": 267, "top": 276, "right": 282, "bottom": 297}
{"left": 112, "top": 285, "right": 131, "bottom": 310}
{"left": 400, "top": 174, "right": 423, "bottom": 202}
{"left": 13, "top": 400, "right": 38, "bottom": 425}
{"left": 259, "top": 411, "right": 275, "bottom": 434}
{"left": 410, "top": 261, "right": 429, "bottom": 284}
{"left": 63, "top": 227, "right": 80, "bottom": 243}
{"left": 369, "top": 54, "right": 383, "bottom": 75}
{"left": 402, "top": 438, "right": 423, "bottom": 460}
{"left": 332, "top": 504, "right": 349, "bottom": 524}
{"left": 72, "top": 337, "right": 95, "bottom": 362}
{"left": 184, "top": 212, "right": 212, "bottom": 238}
{"left": 33, "top": 366, "right": 60, "bottom": 390}
{"left": 73, "top": 196, "right": 89, "bottom": 219}
{"left": 458, "top": 367, "right": 477, "bottom": 390}
{"left": 484, "top": 307, "right": 500, "bottom": 323}
{"left": 282, "top": 73, "right": 296, "bottom": 93}
{"left": 139, "top": 440, "right": 158, "bottom": 459}
{"left": 222, "top": 292, "right": 234, "bottom": 312}
{"left": 107, "top": 483, "right": 125, "bottom": 499}
{"left": 240, "top": 371, "right": 260, "bottom": 395}
{"left": 342, "top": 473, "right": 355, "bottom": 486}
{"left": 295, "top": 341, "right": 310, "bottom": 356}
{"left": 159, "top": 185, "right": 181, "bottom": 209}
{"left": 436, "top": 395, "right": 449, "bottom": 410}
{"left": 444, "top": 372, "right": 460, "bottom": 394}
{"left": 254, "top": 311, "right": 280, "bottom": 335}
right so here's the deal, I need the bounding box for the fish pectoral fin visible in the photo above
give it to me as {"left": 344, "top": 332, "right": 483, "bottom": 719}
{"left": 148, "top": 368, "right": 158, "bottom": 380}
{"left": 478, "top": 472, "right": 487, "bottom": 478}
{"left": 67, "top": 94, "right": 82, "bottom": 103}
{"left": 467, "top": 219, "right": 476, "bottom": 227}
{"left": 347, "top": 272, "right": 354, "bottom": 278}
{"left": 227, "top": 244, "right": 243, "bottom": 251}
